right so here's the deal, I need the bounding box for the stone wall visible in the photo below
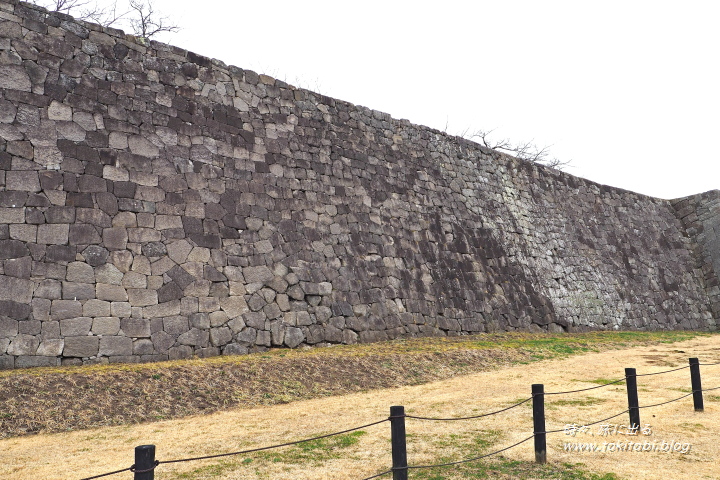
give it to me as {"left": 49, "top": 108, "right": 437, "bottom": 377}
{"left": 671, "top": 191, "right": 720, "bottom": 319}
{"left": 0, "top": 0, "right": 716, "bottom": 369}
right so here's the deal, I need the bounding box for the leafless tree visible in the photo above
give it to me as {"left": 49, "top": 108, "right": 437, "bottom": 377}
{"left": 127, "top": 0, "right": 179, "bottom": 39}
{"left": 29, "top": 0, "right": 179, "bottom": 39}
{"left": 464, "top": 128, "right": 572, "bottom": 170}
{"left": 31, "top": 0, "right": 126, "bottom": 27}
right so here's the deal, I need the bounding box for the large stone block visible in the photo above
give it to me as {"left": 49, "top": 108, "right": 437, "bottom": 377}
{"left": 0, "top": 276, "right": 33, "bottom": 303}
{"left": 7, "top": 334, "right": 39, "bottom": 356}
{"left": 5, "top": 171, "right": 40, "bottom": 193}
{"left": 63, "top": 336, "right": 100, "bottom": 357}
{"left": 66, "top": 262, "right": 95, "bottom": 283}
{"left": 143, "top": 300, "right": 181, "bottom": 318}
{"left": 62, "top": 282, "right": 95, "bottom": 300}
{"left": 36, "top": 339, "right": 64, "bottom": 356}
{"left": 37, "top": 224, "right": 69, "bottom": 245}
{"left": 0, "top": 207, "right": 25, "bottom": 224}
{"left": 99, "top": 336, "right": 133, "bottom": 356}
{"left": 83, "top": 299, "right": 111, "bottom": 317}
{"left": 102, "top": 227, "right": 128, "bottom": 250}
{"left": 60, "top": 317, "right": 92, "bottom": 336}
{"left": 0, "top": 316, "right": 18, "bottom": 337}
{"left": 120, "top": 318, "right": 151, "bottom": 337}
{"left": 0, "top": 65, "right": 31, "bottom": 92}
{"left": 4, "top": 257, "right": 31, "bottom": 279}
{"left": 0, "top": 240, "right": 30, "bottom": 260}
{"left": 127, "top": 288, "right": 158, "bottom": 307}
{"left": 219, "top": 296, "right": 249, "bottom": 318}
{"left": 96, "top": 283, "right": 128, "bottom": 302}
{"left": 163, "top": 316, "right": 189, "bottom": 335}
{"left": 92, "top": 317, "right": 120, "bottom": 335}
{"left": 242, "top": 265, "right": 274, "bottom": 284}
{"left": 69, "top": 224, "right": 102, "bottom": 245}
{"left": 177, "top": 328, "right": 209, "bottom": 347}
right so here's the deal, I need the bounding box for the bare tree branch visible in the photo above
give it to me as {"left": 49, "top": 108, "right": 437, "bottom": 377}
{"left": 466, "top": 128, "right": 572, "bottom": 170}
{"left": 28, "top": 0, "right": 178, "bottom": 37}
{"left": 127, "top": 0, "right": 179, "bottom": 39}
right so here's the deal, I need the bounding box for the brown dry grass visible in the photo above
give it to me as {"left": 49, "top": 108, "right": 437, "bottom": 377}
{"left": 2, "top": 331, "right": 720, "bottom": 480}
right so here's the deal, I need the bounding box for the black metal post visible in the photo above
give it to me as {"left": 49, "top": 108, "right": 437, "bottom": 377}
{"left": 625, "top": 368, "right": 640, "bottom": 430}
{"left": 532, "top": 384, "right": 546, "bottom": 463}
{"left": 690, "top": 357, "right": 704, "bottom": 412}
{"left": 390, "top": 406, "right": 408, "bottom": 480}
{"left": 134, "top": 445, "right": 156, "bottom": 480}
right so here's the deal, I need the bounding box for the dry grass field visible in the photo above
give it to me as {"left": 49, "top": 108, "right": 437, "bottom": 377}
{"left": 2, "top": 331, "right": 720, "bottom": 480}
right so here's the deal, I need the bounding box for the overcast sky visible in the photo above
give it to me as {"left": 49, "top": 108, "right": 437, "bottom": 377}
{"left": 112, "top": 0, "right": 718, "bottom": 200}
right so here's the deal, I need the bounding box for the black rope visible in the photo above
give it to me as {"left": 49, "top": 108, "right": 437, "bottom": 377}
{"left": 583, "top": 409, "right": 630, "bottom": 427}
{"left": 701, "top": 385, "right": 720, "bottom": 392}
{"left": 130, "top": 460, "right": 159, "bottom": 473}
{"left": 79, "top": 466, "right": 133, "bottom": 480}
{"left": 544, "top": 378, "right": 625, "bottom": 395}
{"left": 405, "top": 397, "right": 532, "bottom": 421}
{"left": 406, "top": 435, "right": 535, "bottom": 470}
{"left": 360, "top": 468, "right": 394, "bottom": 480}
{"left": 699, "top": 361, "right": 720, "bottom": 366}
{"left": 632, "top": 365, "right": 690, "bottom": 377}
{"left": 638, "top": 392, "right": 693, "bottom": 409}
{"left": 161, "top": 418, "right": 389, "bottom": 465}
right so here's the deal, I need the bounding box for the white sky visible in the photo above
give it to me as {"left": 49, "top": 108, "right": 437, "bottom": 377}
{"left": 118, "top": 0, "right": 718, "bottom": 200}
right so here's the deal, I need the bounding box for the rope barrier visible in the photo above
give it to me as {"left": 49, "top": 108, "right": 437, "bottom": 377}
{"left": 632, "top": 365, "right": 690, "bottom": 377}
{"left": 638, "top": 392, "right": 693, "bottom": 409}
{"left": 161, "top": 418, "right": 389, "bottom": 465}
{"left": 405, "top": 397, "right": 532, "bottom": 421}
{"left": 359, "top": 468, "right": 394, "bottom": 480}
{"left": 544, "top": 378, "right": 625, "bottom": 395}
{"left": 79, "top": 467, "right": 133, "bottom": 480}
{"left": 79, "top": 358, "right": 720, "bottom": 480}
{"left": 405, "top": 435, "right": 535, "bottom": 470}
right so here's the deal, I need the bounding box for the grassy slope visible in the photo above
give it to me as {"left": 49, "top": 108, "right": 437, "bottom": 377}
{"left": 0, "top": 331, "right": 703, "bottom": 439}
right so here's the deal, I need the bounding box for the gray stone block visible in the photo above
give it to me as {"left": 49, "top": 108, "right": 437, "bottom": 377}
{"left": 37, "top": 339, "right": 64, "bottom": 356}
{"left": 133, "top": 339, "right": 155, "bottom": 355}
{"left": 15, "top": 356, "right": 60, "bottom": 368}
{"left": 163, "top": 315, "right": 189, "bottom": 335}
{"left": 0, "top": 275, "right": 33, "bottom": 303}
{"left": 120, "top": 318, "right": 151, "bottom": 337}
{"left": 63, "top": 336, "right": 100, "bottom": 357}
{"left": 210, "top": 326, "right": 232, "bottom": 346}
{"left": 99, "top": 336, "right": 133, "bottom": 356}
{"left": 177, "top": 328, "right": 209, "bottom": 347}
{"left": 51, "top": 300, "right": 82, "bottom": 320}
{"left": 62, "top": 282, "right": 95, "bottom": 300}
{"left": 284, "top": 327, "right": 304, "bottom": 348}
{"left": 0, "top": 316, "right": 18, "bottom": 337}
{"left": 7, "top": 334, "right": 39, "bottom": 355}
{"left": 151, "top": 331, "right": 175, "bottom": 353}
{"left": 60, "top": 318, "right": 92, "bottom": 336}
{"left": 4, "top": 256, "right": 31, "bottom": 279}
{"left": 96, "top": 283, "right": 128, "bottom": 302}
{"left": 168, "top": 345, "right": 193, "bottom": 360}
{"left": 242, "top": 265, "right": 274, "bottom": 284}
{"left": 127, "top": 288, "right": 158, "bottom": 307}
{"left": 91, "top": 317, "right": 120, "bottom": 335}
{"left": 222, "top": 343, "right": 248, "bottom": 356}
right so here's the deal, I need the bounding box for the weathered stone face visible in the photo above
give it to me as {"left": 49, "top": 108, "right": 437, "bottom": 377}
{"left": 0, "top": 0, "right": 717, "bottom": 370}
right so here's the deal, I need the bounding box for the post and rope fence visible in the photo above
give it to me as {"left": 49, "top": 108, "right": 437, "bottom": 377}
{"left": 78, "top": 356, "right": 720, "bottom": 480}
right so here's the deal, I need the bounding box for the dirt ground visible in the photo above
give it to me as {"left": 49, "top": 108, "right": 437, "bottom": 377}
{"left": 3, "top": 334, "right": 720, "bottom": 480}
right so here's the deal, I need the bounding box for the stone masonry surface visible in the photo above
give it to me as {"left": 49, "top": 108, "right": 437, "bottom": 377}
{"left": 0, "top": 0, "right": 718, "bottom": 369}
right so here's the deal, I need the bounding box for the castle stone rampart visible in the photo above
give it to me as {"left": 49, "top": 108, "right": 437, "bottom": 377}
{"left": 0, "top": 0, "right": 716, "bottom": 368}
